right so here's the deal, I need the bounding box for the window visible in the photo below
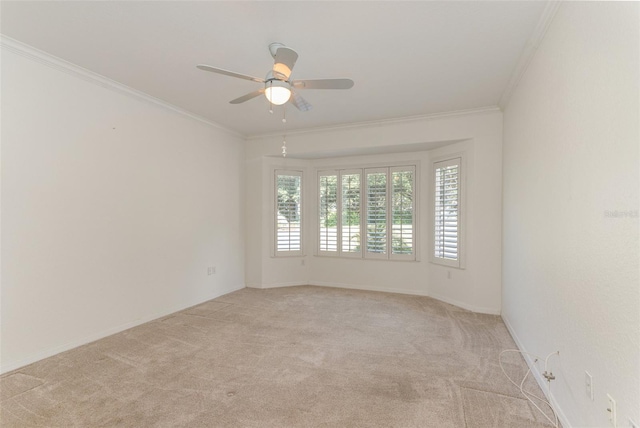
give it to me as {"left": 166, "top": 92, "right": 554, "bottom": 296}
{"left": 318, "top": 173, "right": 338, "bottom": 253}
{"left": 275, "top": 170, "right": 302, "bottom": 256}
{"left": 391, "top": 168, "right": 414, "bottom": 255}
{"left": 341, "top": 171, "right": 361, "bottom": 254}
{"left": 433, "top": 158, "right": 461, "bottom": 267}
{"left": 365, "top": 169, "right": 388, "bottom": 258}
{"left": 318, "top": 165, "right": 415, "bottom": 260}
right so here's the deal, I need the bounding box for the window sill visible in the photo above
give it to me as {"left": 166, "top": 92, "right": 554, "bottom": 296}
{"left": 315, "top": 254, "right": 419, "bottom": 262}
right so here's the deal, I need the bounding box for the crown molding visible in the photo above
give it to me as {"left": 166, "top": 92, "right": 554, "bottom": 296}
{"left": 0, "top": 35, "right": 244, "bottom": 139}
{"left": 247, "top": 105, "right": 502, "bottom": 140}
{"left": 498, "top": 1, "right": 561, "bottom": 109}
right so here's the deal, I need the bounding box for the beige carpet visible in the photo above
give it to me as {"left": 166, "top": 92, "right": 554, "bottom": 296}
{"left": 0, "top": 286, "right": 558, "bottom": 427}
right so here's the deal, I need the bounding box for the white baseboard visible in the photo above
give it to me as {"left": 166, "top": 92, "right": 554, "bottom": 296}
{"left": 502, "top": 314, "right": 571, "bottom": 428}
{"left": 428, "top": 292, "right": 501, "bottom": 315}
{"left": 310, "top": 281, "right": 430, "bottom": 297}
{"left": 247, "top": 281, "right": 308, "bottom": 289}
{"left": 249, "top": 281, "right": 501, "bottom": 315}
{"left": 311, "top": 281, "right": 500, "bottom": 315}
{"left": 0, "top": 283, "right": 245, "bottom": 375}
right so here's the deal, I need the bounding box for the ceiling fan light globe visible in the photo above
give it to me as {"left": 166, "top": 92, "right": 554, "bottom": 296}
{"left": 265, "top": 86, "right": 291, "bottom": 105}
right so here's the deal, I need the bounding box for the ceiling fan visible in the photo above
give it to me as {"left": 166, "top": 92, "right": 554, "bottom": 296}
{"left": 196, "top": 42, "right": 354, "bottom": 112}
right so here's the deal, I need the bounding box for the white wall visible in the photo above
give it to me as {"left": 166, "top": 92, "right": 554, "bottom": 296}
{"left": 245, "top": 109, "right": 503, "bottom": 314}
{"left": 502, "top": 3, "right": 639, "bottom": 427}
{"left": 1, "top": 43, "right": 246, "bottom": 373}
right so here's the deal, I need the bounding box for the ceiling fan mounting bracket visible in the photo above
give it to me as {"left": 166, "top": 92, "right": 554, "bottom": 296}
{"left": 268, "top": 42, "right": 287, "bottom": 58}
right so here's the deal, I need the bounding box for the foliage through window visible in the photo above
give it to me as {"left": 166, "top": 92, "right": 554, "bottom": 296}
{"left": 392, "top": 169, "right": 414, "bottom": 255}
{"left": 318, "top": 166, "right": 415, "bottom": 260}
{"left": 341, "top": 173, "right": 361, "bottom": 253}
{"left": 319, "top": 174, "right": 338, "bottom": 252}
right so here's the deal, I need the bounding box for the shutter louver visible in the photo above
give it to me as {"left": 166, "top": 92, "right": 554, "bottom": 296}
{"left": 366, "top": 171, "right": 387, "bottom": 255}
{"left": 434, "top": 160, "right": 460, "bottom": 263}
{"left": 391, "top": 169, "right": 414, "bottom": 255}
{"left": 341, "top": 173, "right": 361, "bottom": 253}
{"left": 319, "top": 174, "right": 338, "bottom": 252}
{"left": 276, "top": 172, "right": 302, "bottom": 254}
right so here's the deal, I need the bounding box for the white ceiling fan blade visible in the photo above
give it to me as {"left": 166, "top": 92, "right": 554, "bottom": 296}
{"left": 230, "top": 89, "right": 265, "bottom": 104}
{"left": 197, "top": 64, "right": 264, "bottom": 83}
{"left": 292, "top": 78, "right": 354, "bottom": 90}
{"left": 273, "top": 47, "right": 298, "bottom": 80}
{"left": 290, "top": 91, "right": 312, "bottom": 112}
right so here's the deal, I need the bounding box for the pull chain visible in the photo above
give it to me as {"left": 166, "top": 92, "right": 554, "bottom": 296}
{"left": 281, "top": 107, "right": 287, "bottom": 157}
{"left": 269, "top": 81, "right": 274, "bottom": 114}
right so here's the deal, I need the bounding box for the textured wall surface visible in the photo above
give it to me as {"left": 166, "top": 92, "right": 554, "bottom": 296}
{"left": 502, "top": 2, "right": 639, "bottom": 426}
{"left": 1, "top": 46, "right": 246, "bottom": 373}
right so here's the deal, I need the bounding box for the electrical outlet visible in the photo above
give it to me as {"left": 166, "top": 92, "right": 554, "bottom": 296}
{"left": 607, "top": 394, "right": 616, "bottom": 427}
{"left": 207, "top": 266, "right": 216, "bottom": 275}
{"left": 585, "top": 371, "right": 593, "bottom": 400}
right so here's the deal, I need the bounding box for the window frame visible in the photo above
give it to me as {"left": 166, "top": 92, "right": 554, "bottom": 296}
{"left": 340, "top": 168, "right": 364, "bottom": 258}
{"left": 430, "top": 155, "right": 464, "bottom": 268}
{"left": 316, "top": 163, "right": 417, "bottom": 261}
{"left": 274, "top": 169, "right": 304, "bottom": 257}
{"left": 389, "top": 166, "right": 416, "bottom": 261}
{"left": 364, "top": 167, "right": 389, "bottom": 260}
{"left": 317, "top": 170, "right": 339, "bottom": 256}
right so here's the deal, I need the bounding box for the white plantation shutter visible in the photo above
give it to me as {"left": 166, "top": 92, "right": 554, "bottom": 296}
{"left": 275, "top": 170, "right": 302, "bottom": 256}
{"left": 365, "top": 169, "right": 388, "bottom": 258}
{"left": 341, "top": 171, "right": 362, "bottom": 256}
{"left": 434, "top": 158, "right": 460, "bottom": 266}
{"left": 317, "top": 165, "right": 416, "bottom": 261}
{"left": 318, "top": 172, "right": 338, "bottom": 253}
{"left": 391, "top": 166, "right": 415, "bottom": 260}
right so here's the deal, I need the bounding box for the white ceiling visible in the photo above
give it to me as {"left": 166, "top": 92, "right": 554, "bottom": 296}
{"left": 1, "top": 1, "right": 547, "bottom": 137}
